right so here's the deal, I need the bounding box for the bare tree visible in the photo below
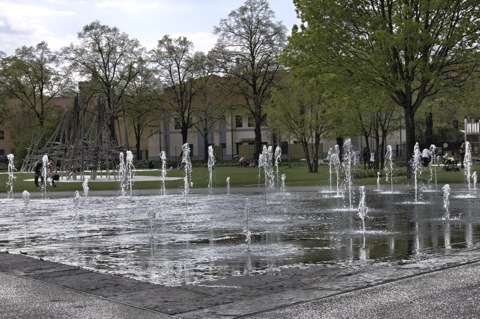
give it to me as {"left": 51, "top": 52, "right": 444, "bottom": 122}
{"left": 124, "top": 66, "right": 163, "bottom": 159}
{"left": 190, "top": 52, "right": 229, "bottom": 160}
{"left": 213, "top": 0, "right": 287, "bottom": 159}
{"left": 62, "top": 21, "right": 146, "bottom": 144}
{"left": 151, "top": 35, "right": 198, "bottom": 146}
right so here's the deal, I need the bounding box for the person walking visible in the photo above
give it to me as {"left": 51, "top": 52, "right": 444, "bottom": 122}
{"left": 34, "top": 159, "right": 43, "bottom": 187}
{"left": 422, "top": 148, "right": 430, "bottom": 167}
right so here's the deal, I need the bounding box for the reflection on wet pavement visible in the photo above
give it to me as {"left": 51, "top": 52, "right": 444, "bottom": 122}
{"left": 1, "top": 187, "right": 479, "bottom": 286}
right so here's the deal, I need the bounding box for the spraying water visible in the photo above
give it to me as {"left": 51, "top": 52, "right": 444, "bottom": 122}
{"left": 125, "top": 151, "right": 134, "bottom": 197}
{"left": 22, "top": 190, "right": 30, "bottom": 208}
{"left": 428, "top": 144, "right": 437, "bottom": 190}
{"left": 343, "top": 138, "right": 354, "bottom": 208}
{"left": 442, "top": 184, "right": 451, "bottom": 220}
{"left": 332, "top": 145, "right": 341, "bottom": 196}
{"left": 412, "top": 143, "right": 422, "bottom": 203}
{"left": 280, "top": 174, "right": 286, "bottom": 193}
{"left": 119, "top": 151, "right": 135, "bottom": 196}
{"left": 327, "top": 148, "right": 334, "bottom": 192}
{"left": 118, "top": 152, "right": 126, "bottom": 195}
{"left": 473, "top": 171, "right": 477, "bottom": 191}
{"left": 22, "top": 190, "right": 30, "bottom": 247}
{"left": 6, "top": 154, "right": 15, "bottom": 198}
{"left": 357, "top": 186, "right": 369, "bottom": 233}
{"left": 226, "top": 177, "right": 230, "bottom": 195}
{"left": 207, "top": 146, "right": 216, "bottom": 195}
{"left": 376, "top": 172, "right": 381, "bottom": 192}
{"left": 160, "top": 151, "right": 167, "bottom": 195}
{"left": 181, "top": 143, "right": 193, "bottom": 196}
{"left": 42, "top": 154, "right": 48, "bottom": 197}
{"left": 243, "top": 198, "right": 252, "bottom": 251}
{"left": 82, "top": 178, "right": 89, "bottom": 197}
{"left": 384, "top": 145, "right": 394, "bottom": 193}
{"left": 258, "top": 145, "right": 275, "bottom": 190}
{"left": 257, "top": 152, "right": 263, "bottom": 187}
{"left": 464, "top": 141, "right": 472, "bottom": 195}
{"left": 274, "top": 146, "right": 282, "bottom": 188}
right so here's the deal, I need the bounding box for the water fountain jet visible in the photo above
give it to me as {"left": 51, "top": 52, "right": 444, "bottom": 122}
{"left": 207, "top": 145, "right": 216, "bottom": 195}
{"left": 6, "top": 154, "right": 15, "bottom": 198}
{"left": 384, "top": 145, "right": 394, "bottom": 193}
{"left": 357, "top": 186, "right": 369, "bottom": 233}
{"left": 160, "top": 151, "right": 167, "bottom": 195}
{"left": 412, "top": 143, "right": 422, "bottom": 203}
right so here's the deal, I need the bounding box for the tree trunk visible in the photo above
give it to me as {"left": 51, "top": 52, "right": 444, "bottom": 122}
{"left": 135, "top": 134, "right": 141, "bottom": 160}
{"left": 374, "top": 131, "right": 380, "bottom": 170}
{"left": 254, "top": 120, "right": 262, "bottom": 160}
{"left": 301, "top": 140, "right": 313, "bottom": 172}
{"left": 203, "top": 134, "right": 209, "bottom": 161}
{"left": 311, "top": 132, "right": 321, "bottom": 173}
{"left": 181, "top": 123, "right": 188, "bottom": 145}
{"left": 404, "top": 107, "right": 416, "bottom": 159}
{"left": 425, "top": 111, "right": 433, "bottom": 147}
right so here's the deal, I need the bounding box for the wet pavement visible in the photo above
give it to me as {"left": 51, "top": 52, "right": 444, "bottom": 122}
{"left": 2, "top": 251, "right": 480, "bottom": 318}
{"left": 2, "top": 186, "right": 480, "bottom": 318}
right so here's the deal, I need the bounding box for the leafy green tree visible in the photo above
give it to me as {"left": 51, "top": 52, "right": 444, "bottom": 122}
{"left": 268, "top": 73, "right": 328, "bottom": 172}
{"left": 285, "top": 0, "right": 480, "bottom": 154}
{"left": 0, "top": 42, "right": 70, "bottom": 128}
{"left": 328, "top": 85, "right": 403, "bottom": 169}
{"left": 0, "top": 51, "right": 10, "bottom": 124}
{"left": 62, "top": 21, "right": 146, "bottom": 144}
{"left": 213, "top": 0, "right": 287, "bottom": 159}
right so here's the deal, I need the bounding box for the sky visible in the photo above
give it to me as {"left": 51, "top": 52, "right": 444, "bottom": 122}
{"left": 0, "top": 0, "right": 300, "bottom": 55}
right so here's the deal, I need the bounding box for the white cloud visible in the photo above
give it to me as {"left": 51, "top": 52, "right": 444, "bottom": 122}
{"left": 0, "top": 1, "right": 75, "bottom": 53}
{"left": 94, "top": 0, "right": 162, "bottom": 12}
{"left": 0, "top": 0, "right": 299, "bottom": 55}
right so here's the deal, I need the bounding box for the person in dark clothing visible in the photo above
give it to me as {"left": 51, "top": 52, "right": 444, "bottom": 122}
{"left": 34, "top": 160, "right": 43, "bottom": 187}
{"left": 362, "top": 148, "right": 368, "bottom": 169}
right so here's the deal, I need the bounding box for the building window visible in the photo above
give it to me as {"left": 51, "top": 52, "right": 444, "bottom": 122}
{"left": 0, "top": 131, "right": 4, "bottom": 139}
{"left": 235, "top": 115, "right": 243, "bottom": 128}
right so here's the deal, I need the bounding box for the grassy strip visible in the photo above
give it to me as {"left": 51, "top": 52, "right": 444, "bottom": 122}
{"left": 0, "top": 163, "right": 472, "bottom": 194}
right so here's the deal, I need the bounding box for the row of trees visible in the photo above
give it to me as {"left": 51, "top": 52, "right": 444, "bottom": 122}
{"left": 283, "top": 0, "right": 480, "bottom": 163}
{"left": 0, "top": 0, "right": 287, "bottom": 163}
{"left": 0, "top": 0, "right": 479, "bottom": 172}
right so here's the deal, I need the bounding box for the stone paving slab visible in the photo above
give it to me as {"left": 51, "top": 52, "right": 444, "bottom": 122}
{"left": 2, "top": 186, "right": 480, "bottom": 318}
{"left": 245, "top": 261, "right": 480, "bottom": 319}
{"left": 0, "top": 271, "right": 174, "bottom": 319}
{"left": 2, "top": 250, "right": 480, "bottom": 318}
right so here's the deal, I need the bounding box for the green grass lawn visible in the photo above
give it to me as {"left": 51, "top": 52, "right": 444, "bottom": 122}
{"left": 0, "top": 163, "right": 473, "bottom": 194}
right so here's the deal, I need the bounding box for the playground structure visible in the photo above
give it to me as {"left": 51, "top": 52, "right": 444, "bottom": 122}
{"left": 21, "top": 92, "right": 125, "bottom": 180}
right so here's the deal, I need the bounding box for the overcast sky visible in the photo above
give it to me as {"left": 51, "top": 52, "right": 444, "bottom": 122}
{"left": 0, "top": 0, "right": 300, "bottom": 55}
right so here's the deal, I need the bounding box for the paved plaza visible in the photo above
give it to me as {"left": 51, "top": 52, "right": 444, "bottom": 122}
{"left": 1, "top": 187, "right": 480, "bottom": 318}
{"left": 1, "top": 251, "right": 480, "bottom": 318}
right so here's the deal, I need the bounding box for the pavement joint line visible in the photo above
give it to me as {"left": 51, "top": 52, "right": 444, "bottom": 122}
{"left": 1, "top": 266, "right": 181, "bottom": 318}
{"left": 236, "top": 257, "right": 480, "bottom": 318}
